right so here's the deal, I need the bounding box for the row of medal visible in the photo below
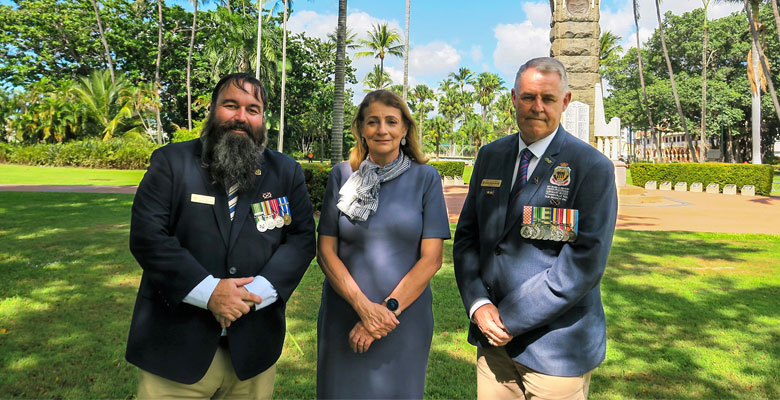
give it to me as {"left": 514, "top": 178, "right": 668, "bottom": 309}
{"left": 252, "top": 196, "right": 292, "bottom": 232}
{"left": 520, "top": 206, "right": 579, "bottom": 242}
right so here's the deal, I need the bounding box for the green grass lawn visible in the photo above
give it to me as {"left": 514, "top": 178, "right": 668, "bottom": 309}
{"left": 1, "top": 192, "right": 778, "bottom": 398}
{"left": 0, "top": 164, "right": 146, "bottom": 186}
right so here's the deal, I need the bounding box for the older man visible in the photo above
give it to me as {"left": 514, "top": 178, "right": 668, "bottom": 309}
{"left": 126, "top": 73, "right": 316, "bottom": 398}
{"left": 454, "top": 57, "right": 617, "bottom": 399}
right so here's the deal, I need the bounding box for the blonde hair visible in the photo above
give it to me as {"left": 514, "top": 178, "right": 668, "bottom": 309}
{"left": 349, "top": 90, "right": 427, "bottom": 171}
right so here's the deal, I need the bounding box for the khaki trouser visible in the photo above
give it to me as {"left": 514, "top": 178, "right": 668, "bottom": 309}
{"left": 477, "top": 346, "right": 591, "bottom": 400}
{"left": 137, "top": 346, "right": 276, "bottom": 400}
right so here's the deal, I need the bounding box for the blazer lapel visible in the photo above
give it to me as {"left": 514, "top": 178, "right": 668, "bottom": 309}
{"left": 492, "top": 133, "right": 519, "bottom": 237}
{"left": 228, "top": 151, "right": 267, "bottom": 247}
{"left": 502, "top": 128, "right": 567, "bottom": 238}
{"left": 194, "top": 142, "right": 231, "bottom": 248}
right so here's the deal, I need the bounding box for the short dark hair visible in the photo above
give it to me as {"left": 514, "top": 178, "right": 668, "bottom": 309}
{"left": 210, "top": 73, "right": 268, "bottom": 111}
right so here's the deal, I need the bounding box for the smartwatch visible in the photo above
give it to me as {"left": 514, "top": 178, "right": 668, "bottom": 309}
{"left": 385, "top": 298, "right": 399, "bottom": 313}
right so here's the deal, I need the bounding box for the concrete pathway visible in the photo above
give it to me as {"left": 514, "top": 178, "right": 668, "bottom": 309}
{"left": 3, "top": 184, "right": 779, "bottom": 234}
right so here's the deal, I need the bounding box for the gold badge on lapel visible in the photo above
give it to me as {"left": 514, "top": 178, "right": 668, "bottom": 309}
{"left": 481, "top": 179, "right": 502, "bottom": 187}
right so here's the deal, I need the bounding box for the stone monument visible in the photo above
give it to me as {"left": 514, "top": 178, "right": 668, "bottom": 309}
{"left": 549, "top": 0, "right": 600, "bottom": 145}
{"left": 561, "top": 101, "right": 590, "bottom": 143}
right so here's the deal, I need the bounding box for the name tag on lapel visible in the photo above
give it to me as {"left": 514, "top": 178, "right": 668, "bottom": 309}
{"left": 481, "top": 179, "right": 502, "bottom": 187}
{"left": 191, "top": 193, "right": 215, "bottom": 205}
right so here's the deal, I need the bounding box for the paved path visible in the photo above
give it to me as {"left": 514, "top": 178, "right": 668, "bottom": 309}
{"left": 3, "top": 184, "right": 779, "bottom": 234}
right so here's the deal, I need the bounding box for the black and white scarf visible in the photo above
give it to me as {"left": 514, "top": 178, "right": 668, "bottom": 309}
{"left": 337, "top": 153, "right": 411, "bottom": 221}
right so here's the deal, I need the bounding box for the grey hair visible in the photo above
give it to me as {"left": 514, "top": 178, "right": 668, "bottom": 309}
{"left": 514, "top": 57, "right": 569, "bottom": 95}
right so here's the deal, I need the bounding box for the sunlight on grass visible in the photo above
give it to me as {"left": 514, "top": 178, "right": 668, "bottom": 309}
{"left": 16, "top": 228, "right": 65, "bottom": 240}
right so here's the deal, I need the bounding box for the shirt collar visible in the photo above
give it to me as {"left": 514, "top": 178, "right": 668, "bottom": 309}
{"left": 518, "top": 126, "right": 559, "bottom": 160}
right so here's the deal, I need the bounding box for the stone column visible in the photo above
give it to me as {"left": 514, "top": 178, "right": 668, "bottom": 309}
{"left": 549, "top": 0, "right": 600, "bottom": 146}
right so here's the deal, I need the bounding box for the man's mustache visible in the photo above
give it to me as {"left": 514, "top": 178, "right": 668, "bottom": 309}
{"left": 220, "top": 121, "right": 251, "bottom": 134}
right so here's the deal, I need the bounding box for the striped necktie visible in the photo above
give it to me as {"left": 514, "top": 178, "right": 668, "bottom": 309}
{"left": 509, "top": 148, "right": 533, "bottom": 205}
{"left": 228, "top": 183, "right": 239, "bottom": 221}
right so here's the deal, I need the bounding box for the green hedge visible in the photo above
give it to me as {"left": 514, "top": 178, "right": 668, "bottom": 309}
{"left": 1, "top": 137, "right": 159, "bottom": 169}
{"left": 429, "top": 161, "right": 465, "bottom": 179}
{"left": 629, "top": 162, "right": 775, "bottom": 196}
{"left": 301, "top": 163, "right": 332, "bottom": 212}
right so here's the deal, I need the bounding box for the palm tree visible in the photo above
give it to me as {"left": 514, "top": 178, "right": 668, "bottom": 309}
{"left": 699, "top": 0, "right": 712, "bottom": 162}
{"left": 278, "top": 0, "right": 288, "bottom": 153}
{"left": 428, "top": 115, "right": 448, "bottom": 160}
{"left": 330, "top": 0, "right": 347, "bottom": 165}
{"left": 493, "top": 91, "right": 515, "bottom": 136}
{"left": 256, "top": 0, "right": 266, "bottom": 80}
{"left": 154, "top": 0, "right": 164, "bottom": 144}
{"left": 403, "top": 0, "right": 410, "bottom": 100}
{"left": 327, "top": 27, "right": 358, "bottom": 49}
{"left": 90, "top": 0, "right": 115, "bottom": 85}
{"left": 409, "top": 84, "right": 435, "bottom": 144}
{"left": 634, "top": 0, "right": 661, "bottom": 162}
{"left": 186, "top": 0, "right": 205, "bottom": 131}
{"left": 475, "top": 72, "right": 505, "bottom": 123}
{"left": 449, "top": 67, "right": 475, "bottom": 132}
{"left": 71, "top": 70, "right": 138, "bottom": 141}
{"left": 655, "top": 0, "right": 699, "bottom": 162}
{"left": 356, "top": 23, "right": 404, "bottom": 88}
{"left": 363, "top": 65, "right": 392, "bottom": 91}
{"left": 438, "top": 80, "right": 460, "bottom": 156}
{"left": 773, "top": 0, "right": 780, "bottom": 45}
{"left": 599, "top": 31, "right": 622, "bottom": 100}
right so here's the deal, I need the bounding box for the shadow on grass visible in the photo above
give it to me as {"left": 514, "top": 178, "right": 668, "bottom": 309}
{"left": 0, "top": 192, "right": 139, "bottom": 398}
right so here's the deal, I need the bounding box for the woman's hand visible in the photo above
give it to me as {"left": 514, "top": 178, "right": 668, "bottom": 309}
{"left": 348, "top": 321, "right": 376, "bottom": 353}
{"left": 356, "top": 301, "right": 399, "bottom": 339}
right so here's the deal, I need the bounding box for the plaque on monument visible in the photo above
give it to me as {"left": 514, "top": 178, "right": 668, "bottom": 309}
{"left": 723, "top": 184, "right": 737, "bottom": 195}
{"left": 562, "top": 101, "right": 590, "bottom": 143}
{"left": 706, "top": 183, "right": 719, "bottom": 194}
{"left": 659, "top": 181, "right": 672, "bottom": 191}
{"left": 566, "top": 0, "right": 588, "bottom": 15}
{"left": 674, "top": 182, "right": 687, "bottom": 192}
{"left": 644, "top": 180, "right": 657, "bottom": 190}
{"left": 741, "top": 185, "right": 755, "bottom": 196}
{"left": 690, "top": 182, "right": 703, "bottom": 193}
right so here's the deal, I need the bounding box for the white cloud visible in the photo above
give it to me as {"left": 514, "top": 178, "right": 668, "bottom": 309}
{"left": 523, "top": 1, "right": 552, "bottom": 26}
{"left": 493, "top": 22, "right": 551, "bottom": 77}
{"left": 470, "top": 45, "right": 483, "bottom": 63}
{"left": 409, "top": 41, "right": 461, "bottom": 78}
{"left": 287, "top": 10, "right": 335, "bottom": 40}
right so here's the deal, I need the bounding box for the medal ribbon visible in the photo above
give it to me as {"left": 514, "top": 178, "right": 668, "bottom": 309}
{"left": 270, "top": 199, "right": 281, "bottom": 218}
{"left": 279, "top": 196, "right": 290, "bottom": 218}
{"left": 251, "top": 203, "right": 263, "bottom": 223}
{"left": 261, "top": 201, "right": 272, "bottom": 219}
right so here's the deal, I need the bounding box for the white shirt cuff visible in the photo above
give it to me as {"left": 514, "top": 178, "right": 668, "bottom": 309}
{"left": 469, "top": 298, "right": 493, "bottom": 321}
{"left": 243, "top": 275, "right": 278, "bottom": 311}
{"left": 182, "top": 275, "right": 220, "bottom": 310}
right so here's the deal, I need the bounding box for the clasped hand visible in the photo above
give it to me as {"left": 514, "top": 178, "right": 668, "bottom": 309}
{"left": 473, "top": 303, "right": 513, "bottom": 347}
{"left": 207, "top": 277, "right": 263, "bottom": 329}
{"left": 356, "top": 301, "right": 399, "bottom": 339}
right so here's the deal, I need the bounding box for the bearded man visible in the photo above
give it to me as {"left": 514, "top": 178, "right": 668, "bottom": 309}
{"left": 126, "top": 73, "right": 315, "bottom": 399}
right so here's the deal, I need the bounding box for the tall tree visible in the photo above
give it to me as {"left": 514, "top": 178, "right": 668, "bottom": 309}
{"left": 634, "top": 0, "right": 662, "bottom": 162}
{"left": 278, "top": 0, "right": 288, "bottom": 153}
{"left": 476, "top": 72, "right": 504, "bottom": 123}
{"left": 363, "top": 65, "right": 392, "bottom": 91}
{"left": 700, "top": 0, "right": 712, "bottom": 161}
{"left": 656, "top": 0, "right": 699, "bottom": 162}
{"left": 599, "top": 31, "right": 622, "bottom": 100}
{"left": 428, "top": 115, "right": 448, "bottom": 160}
{"left": 186, "top": 0, "right": 203, "bottom": 131}
{"left": 449, "top": 67, "right": 475, "bottom": 130}
{"left": 356, "top": 23, "right": 404, "bottom": 88}
{"left": 154, "top": 0, "right": 164, "bottom": 143}
{"left": 409, "top": 84, "right": 434, "bottom": 144}
{"left": 403, "top": 0, "right": 410, "bottom": 100}
{"left": 90, "top": 0, "right": 115, "bottom": 85}
{"left": 330, "top": 0, "right": 347, "bottom": 165}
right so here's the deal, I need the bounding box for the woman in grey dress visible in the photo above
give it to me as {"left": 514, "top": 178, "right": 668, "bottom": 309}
{"left": 316, "top": 90, "right": 451, "bottom": 399}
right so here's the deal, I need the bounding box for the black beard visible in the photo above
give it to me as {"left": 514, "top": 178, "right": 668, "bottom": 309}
{"left": 202, "top": 120, "right": 266, "bottom": 193}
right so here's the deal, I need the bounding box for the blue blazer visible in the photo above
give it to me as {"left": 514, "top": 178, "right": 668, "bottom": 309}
{"left": 126, "top": 139, "right": 316, "bottom": 384}
{"left": 454, "top": 128, "right": 617, "bottom": 377}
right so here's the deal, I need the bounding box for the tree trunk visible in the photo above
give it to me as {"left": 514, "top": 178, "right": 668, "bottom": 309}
{"left": 278, "top": 0, "right": 287, "bottom": 153}
{"left": 256, "top": 0, "right": 264, "bottom": 80}
{"left": 700, "top": 13, "right": 708, "bottom": 162}
{"left": 773, "top": 0, "right": 780, "bottom": 51}
{"left": 91, "top": 0, "right": 115, "bottom": 85}
{"left": 403, "top": 0, "right": 410, "bottom": 100}
{"left": 330, "top": 0, "right": 347, "bottom": 165}
{"left": 187, "top": 0, "right": 198, "bottom": 131}
{"left": 656, "top": 0, "right": 699, "bottom": 162}
{"left": 634, "top": 1, "right": 660, "bottom": 162}
{"left": 155, "top": 0, "right": 164, "bottom": 144}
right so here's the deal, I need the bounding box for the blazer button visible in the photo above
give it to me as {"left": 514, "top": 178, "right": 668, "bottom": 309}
{"left": 494, "top": 248, "right": 501, "bottom": 256}
{"left": 228, "top": 267, "right": 237, "bottom": 275}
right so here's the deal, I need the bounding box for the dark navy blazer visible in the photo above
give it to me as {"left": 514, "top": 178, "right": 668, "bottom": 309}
{"left": 126, "top": 139, "right": 316, "bottom": 383}
{"left": 454, "top": 128, "right": 617, "bottom": 377}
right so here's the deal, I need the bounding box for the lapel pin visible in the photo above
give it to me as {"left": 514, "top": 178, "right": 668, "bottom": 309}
{"left": 263, "top": 192, "right": 272, "bottom": 199}
{"left": 533, "top": 177, "right": 539, "bottom": 184}
{"left": 544, "top": 157, "right": 552, "bottom": 164}
{"left": 255, "top": 169, "right": 262, "bottom": 176}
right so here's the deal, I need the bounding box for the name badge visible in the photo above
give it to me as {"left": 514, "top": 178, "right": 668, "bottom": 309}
{"left": 481, "top": 179, "right": 502, "bottom": 187}
{"left": 191, "top": 194, "right": 215, "bottom": 205}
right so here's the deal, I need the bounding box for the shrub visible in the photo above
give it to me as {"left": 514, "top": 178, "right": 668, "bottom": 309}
{"left": 629, "top": 162, "right": 775, "bottom": 196}
{"left": 301, "top": 163, "right": 332, "bottom": 212}
{"left": 3, "top": 137, "right": 159, "bottom": 169}
{"left": 0, "top": 143, "right": 13, "bottom": 162}
{"left": 428, "top": 161, "right": 465, "bottom": 179}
